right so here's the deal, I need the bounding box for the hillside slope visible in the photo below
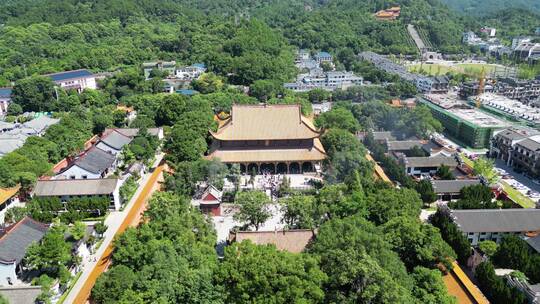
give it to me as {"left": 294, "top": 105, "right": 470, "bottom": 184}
{"left": 441, "top": 0, "right": 540, "bottom": 16}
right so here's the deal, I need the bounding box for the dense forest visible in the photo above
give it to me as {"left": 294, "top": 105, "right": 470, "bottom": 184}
{"left": 0, "top": 0, "right": 537, "bottom": 303}
{"left": 441, "top": 0, "right": 540, "bottom": 16}
{"left": 0, "top": 0, "right": 528, "bottom": 87}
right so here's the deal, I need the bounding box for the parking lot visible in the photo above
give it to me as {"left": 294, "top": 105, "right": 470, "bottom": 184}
{"left": 493, "top": 159, "right": 540, "bottom": 205}
{"left": 434, "top": 133, "right": 540, "bottom": 207}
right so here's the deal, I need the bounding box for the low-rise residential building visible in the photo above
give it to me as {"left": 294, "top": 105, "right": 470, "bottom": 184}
{"left": 228, "top": 229, "right": 316, "bottom": 253}
{"left": 0, "top": 133, "right": 27, "bottom": 158}
{"left": 490, "top": 127, "right": 540, "bottom": 177}
{"left": 296, "top": 49, "right": 311, "bottom": 62}
{"left": 95, "top": 129, "right": 133, "bottom": 155}
{"left": 496, "top": 78, "right": 540, "bottom": 103}
{"left": 512, "top": 37, "right": 533, "bottom": 49}
{"left": 459, "top": 82, "right": 495, "bottom": 99}
{"left": 422, "top": 137, "right": 457, "bottom": 157}
{"left": 174, "top": 63, "right": 206, "bottom": 80}
{"left": 0, "top": 116, "right": 60, "bottom": 158}
{"left": 289, "top": 49, "right": 361, "bottom": 92}
{"left": 359, "top": 52, "right": 448, "bottom": 94}
{"left": 0, "top": 217, "right": 49, "bottom": 286}
{"left": 0, "top": 88, "right": 12, "bottom": 116}
{"left": 142, "top": 60, "right": 177, "bottom": 79}
{"left": 55, "top": 127, "right": 162, "bottom": 179}
{"left": 513, "top": 42, "right": 540, "bottom": 61}
{"left": 480, "top": 27, "right": 496, "bottom": 37}
{"left": 460, "top": 79, "right": 540, "bottom": 103}
{"left": 401, "top": 155, "right": 458, "bottom": 176}
{"left": 46, "top": 69, "right": 97, "bottom": 92}
{"left": 314, "top": 52, "right": 332, "bottom": 63}
{"left": 371, "top": 131, "right": 397, "bottom": 143}
{"left": 386, "top": 140, "right": 425, "bottom": 154}
{"left": 415, "top": 76, "right": 450, "bottom": 94}
{"left": 451, "top": 209, "right": 540, "bottom": 245}
{"left": 19, "top": 116, "right": 60, "bottom": 136}
{"left": 284, "top": 71, "right": 363, "bottom": 92}
{"left": 474, "top": 93, "right": 540, "bottom": 127}
{"left": 0, "top": 116, "right": 60, "bottom": 137}
{"left": 312, "top": 102, "right": 332, "bottom": 115}
{"left": 55, "top": 146, "right": 116, "bottom": 180}
{"left": 33, "top": 178, "right": 121, "bottom": 210}
{"left": 103, "top": 127, "right": 163, "bottom": 140}
{"left": 431, "top": 179, "right": 481, "bottom": 201}
{"left": 463, "top": 31, "right": 482, "bottom": 45}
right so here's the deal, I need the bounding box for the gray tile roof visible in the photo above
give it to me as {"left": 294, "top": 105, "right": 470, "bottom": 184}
{"left": 451, "top": 209, "right": 540, "bottom": 233}
{"left": 431, "top": 179, "right": 481, "bottom": 194}
{"left": 372, "top": 131, "right": 396, "bottom": 141}
{"left": 387, "top": 140, "right": 423, "bottom": 151}
{"left": 100, "top": 130, "right": 132, "bottom": 150}
{"left": 497, "top": 129, "right": 529, "bottom": 141}
{"left": 74, "top": 147, "right": 115, "bottom": 174}
{"left": 104, "top": 128, "right": 161, "bottom": 138}
{"left": 526, "top": 234, "right": 540, "bottom": 254}
{"left": 404, "top": 156, "right": 458, "bottom": 168}
{"left": 21, "top": 116, "right": 60, "bottom": 134}
{"left": 0, "top": 217, "right": 49, "bottom": 264}
{"left": 33, "top": 178, "right": 118, "bottom": 197}
{"left": 0, "top": 138, "right": 25, "bottom": 156}
{"left": 516, "top": 138, "right": 540, "bottom": 152}
{"left": 0, "top": 286, "right": 42, "bottom": 304}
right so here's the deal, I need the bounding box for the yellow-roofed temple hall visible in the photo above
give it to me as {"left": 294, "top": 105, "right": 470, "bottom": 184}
{"left": 206, "top": 104, "right": 326, "bottom": 174}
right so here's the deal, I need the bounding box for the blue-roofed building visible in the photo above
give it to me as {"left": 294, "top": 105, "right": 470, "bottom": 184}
{"left": 0, "top": 88, "right": 12, "bottom": 116}
{"left": 46, "top": 69, "right": 97, "bottom": 93}
{"left": 314, "top": 52, "right": 332, "bottom": 63}
{"left": 192, "top": 63, "right": 206, "bottom": 69}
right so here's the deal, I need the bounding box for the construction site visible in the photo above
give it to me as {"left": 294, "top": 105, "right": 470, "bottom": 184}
{"left": 470, "top": 92, "right": 540, "bottom": 127}
{"left": 419, "top": 94, "right": 510, "bottom": 148}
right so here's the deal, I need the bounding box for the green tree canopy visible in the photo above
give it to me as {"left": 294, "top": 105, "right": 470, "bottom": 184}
{"left": 12, "top": 76, "right": 56, "bottom": 112}
{"left": 233, "top": 191, "right": 271, "bottom": 231}
{"left": 216, "top": 241, "right": 326, "bottom": 304}
{"left": 381, "top": 216, "right": 456, "bottom": 270}
{"left": 25, "top": 225, "right": 71, "bottom": 278}
{"left": 366, "top": 187, "right": 422, "bottom": 225}
{"left": 315, "top": 107, "right": 360, "bottom": 133}
{"left": 308, "top": 215, "right": 416, "bottom": 303}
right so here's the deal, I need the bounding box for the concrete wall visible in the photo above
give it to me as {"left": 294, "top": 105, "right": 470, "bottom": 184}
{"left": 54, "top": 165, "right": 100, "bottom": 180}
{"left": 463, "top": 231, "right": 518, "bottom": 246}
{"left": 58, "top": 77, "right": 97, "bottom": 91}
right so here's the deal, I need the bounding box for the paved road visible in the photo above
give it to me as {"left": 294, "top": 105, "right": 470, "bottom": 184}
{"left": 63, "top": 154, "right": 164, "bottom": 304}
{"left": 493, "top": 158, "right": 540, "bottom": 193}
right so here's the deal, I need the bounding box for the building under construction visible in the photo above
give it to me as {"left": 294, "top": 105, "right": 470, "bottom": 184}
{"left": 470, "top": 93, "right": 540, "bottom": 128}
{"left": 419, "top": 95, "right": 510, "bottom": 148}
